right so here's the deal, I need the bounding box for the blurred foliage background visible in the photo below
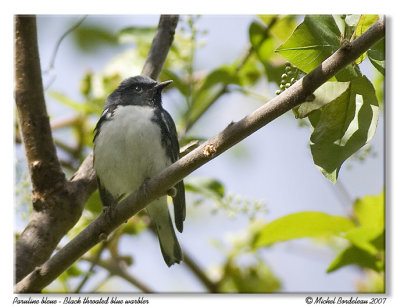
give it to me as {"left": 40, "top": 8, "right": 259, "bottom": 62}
{"left": 15, "top": 14, "right": 384, "bottom": 293}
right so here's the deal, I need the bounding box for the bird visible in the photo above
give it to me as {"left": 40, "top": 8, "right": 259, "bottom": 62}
{"left": 93, "top": 75, "right": 186, "bottom": 267}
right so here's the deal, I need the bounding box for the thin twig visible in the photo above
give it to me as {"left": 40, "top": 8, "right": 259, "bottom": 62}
{"left": 181, "top": 16, "right": 278, "bottom": 134}
{"left": 44, "top": 15, "right": 87, "bottom": 73}
{"left": 88, "top": 274, "right": 113, "bottom": 293}
{"left": 59, "top": 159, "right": 77, "bottom": 172}
{"left": 148, "top": 224, "right": 217, "bottom": 292}
{"left": 14, "top": 18, "right": 385, "bottom": 293}
{"left": 73, "top": 242, "right": 107, "bottom": 293}
{"left": 229, "top": 85, "right": 271, "bottom": 103}
{"left": 183, "top": 250, "right": 218, "bottom": 293}
{"left": 51, "top": 115, "right": 81, "bottom": 130}
{"left": 179, "top": 140, "right": 200, "bottom": 157}
{"left": 81, "top": 257, "right": 154, "bottom": 293}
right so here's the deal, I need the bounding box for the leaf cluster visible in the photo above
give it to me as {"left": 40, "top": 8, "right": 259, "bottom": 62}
{"left": 253, "top": 190, "right": 385, "bottom": 283}
{"left": 275, "top": 15, "right": 384, "bottom": 182}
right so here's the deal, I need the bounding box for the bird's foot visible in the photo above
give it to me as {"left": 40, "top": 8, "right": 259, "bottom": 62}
{"left": 102, "top": 203, "right": 116, "bottom": 223}
{"left": 167, "top": 186, "right": 177, "bottom": 198}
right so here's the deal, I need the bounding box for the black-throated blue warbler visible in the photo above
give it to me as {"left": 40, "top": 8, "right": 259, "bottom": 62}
{"left": 93, "top": 75, "right": 185, "bottom": 267}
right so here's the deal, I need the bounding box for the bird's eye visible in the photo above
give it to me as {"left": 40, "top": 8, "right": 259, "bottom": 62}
{"left": 134, "top": 85, "right": 142, "bottom": 93}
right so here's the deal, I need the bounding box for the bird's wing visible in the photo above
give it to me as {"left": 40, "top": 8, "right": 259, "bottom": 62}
{"left": 155, "top": 109, "right": 186, "bottom": 233}
{"left": 96, "top": 176, "right": 116, "bottom": 207}
{"left": 93, "top": 106, "right": 119, "bottom": 208}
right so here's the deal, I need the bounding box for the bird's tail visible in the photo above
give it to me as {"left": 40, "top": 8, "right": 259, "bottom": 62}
{"left": 146, "top": 197, "right": 183, "bottom": 267}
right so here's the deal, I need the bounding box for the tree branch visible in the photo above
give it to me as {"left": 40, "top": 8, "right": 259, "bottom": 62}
{"left": 14, "top": 14, "right": 180, "bottom": 285}
{"left": 15, "top": 15, "right": 66, "bottom": 196}
{"left": 14, "top": 18, "right": 385, "bottom": 293}
{"left": 14, "top": 15, "right": 86, "bottom": 283}
{"left": 141, "top": 15, "right": 179, "bottom": 79}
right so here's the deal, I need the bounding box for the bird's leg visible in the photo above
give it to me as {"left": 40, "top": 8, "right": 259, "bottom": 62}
{"left": 103, "top": 194, "right": 124, "bottom": 222}
{"left": 140, "top": 178, "right": 176, "bottom": 200}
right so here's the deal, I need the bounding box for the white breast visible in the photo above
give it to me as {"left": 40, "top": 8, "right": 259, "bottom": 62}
{"left": 94, "top": 105, "right": 171, "bottom": 198}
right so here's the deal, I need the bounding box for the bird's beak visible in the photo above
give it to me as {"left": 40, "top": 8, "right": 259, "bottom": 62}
{"left": 155, "top": 80, "right": 173, "bottom": 91}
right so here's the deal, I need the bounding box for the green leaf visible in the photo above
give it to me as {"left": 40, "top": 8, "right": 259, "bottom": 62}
{"left": 258, "top": 15, "right": 299, "bottom": 43}
{"left": 117, "top": 26, "right": 157, "bottom": 44}
{"left": 276, "top": 15, "right": 357, "bottom": 81}
{"left": 355, "top": 15, "right": 379, "bottom": 38}
{"left": 258, "top": 15, "right": 277, "bottom": 27}
{"left": 354, "top": 191, "right": 384, "bottom": 231}
{"left": 49, "top": 91, "right": 94, "bottom": 113}
{"left": 85, "top": 190, "right": 102, "bottom": 214}
{"left": 220, "top": 260, "right": 281, "bottom": 293}
{"left": 310, "top": 76, "right": 380, "bottom": 182}
{"left": 326, "top": 245, "right": 383, "bottom": 273}
{"left": 249, "top": 16, "right": 297, "bottom": 86}
{"left": 263, "top": 61, "right": 286, "bottom": 85}
{"left": 185, "top": 177, "right": 225, "bottom": 201}
{"left": 249, "top": 21, "right": 275, "bottom": 62}
{"left": 332, "top": 15, "right": 346, "bottom": 36}
{"left": 328, "top": 191, "right": 385, "bottom": 272}
{"left": 368, "top": 39, "right": 385, "bottom": 75}
{"left": 294, "top": 81, "right": 350, "bottom": 118}
{"left": 276, "top": 15, "right": 340, "bottom": 70}
{"left": 373, "top": 72, "right": 384, "bottom": 107}
{"left": 235, "top": 54, "right": 263, "bottom": 86}
{"left": 344, "top": 227, "right": 382, "bottom": 255}
{"left": 269, "top": 15, "right": 299, "bottom": 43}
{"left": 308, "top": 109, "right": 322, "bottom": 127}
{"left": 249, "top": 21, "right": 267, "bottom": 47}
{"left": 342, "top": 15, "right": 361, "bottom": 42}
{"left": 309, "top": 87, "right": 352, "bottom": 144}
{"left": 354, "top": 15, "right": 379, "bottom": 64}
{"left": 161, "top": 69, "right": 191, "bottom": 97}
{"left": 65, "top": 264, "right": 83, "bottom": 277}
{"left": 187, "top": 66, "right": 240, "bottom": 124}
{"left": 73, "top": 25, "right": 117, "bottom": 52}
{"left": 254, "top": 211, "right": 355, "bottom": 248}
{"left": 199, "top": 66, "right": 240, "bottom": 93}
{"left": 345, "top": 14, "right": 361, "bottom": 27}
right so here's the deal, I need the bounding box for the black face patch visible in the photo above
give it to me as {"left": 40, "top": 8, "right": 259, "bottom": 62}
{"left": 113, "top": 76, "right": 159, "bottom": 108}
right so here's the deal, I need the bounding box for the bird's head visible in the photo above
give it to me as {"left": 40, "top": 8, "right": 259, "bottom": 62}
{"left": 108, "top": 75, "right": 172, "bottom": 108}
